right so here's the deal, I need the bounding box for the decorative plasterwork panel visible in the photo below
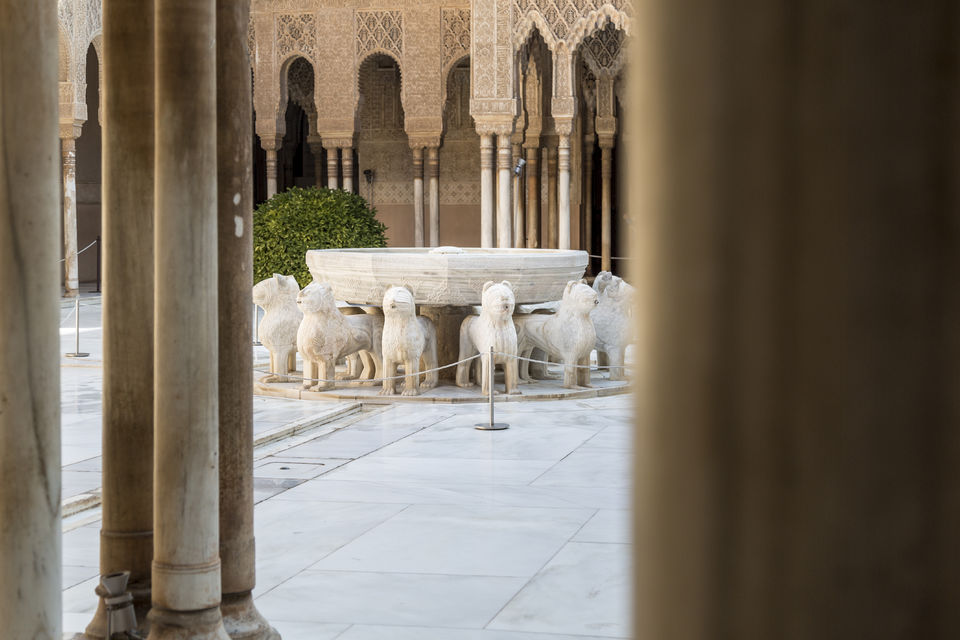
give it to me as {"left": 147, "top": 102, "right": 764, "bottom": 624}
{"left": 581, "top": 22, "right": 626, "bottom": 76}
{"left": 442, "top": 8, "right": 471, "bottom": 70}
{"left": 513, "top": 0, "right": 633, "bottom": 51}
{"left": 276, "top": 13, "right": 317, "bottom": 63}
{"left": 356, "top": 10, "right": 403, "bottom": 61}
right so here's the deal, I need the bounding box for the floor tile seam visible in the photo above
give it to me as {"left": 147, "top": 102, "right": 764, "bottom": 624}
{"left": 523, "top": 446, "right": 583, "bottom": 487}
{"left": 315, "top": 412, "right": 456, "bottom": 468}
{"left": 479, "top": 518, "right": 606, "bottom": 632}
{"left": 293, "top": 566, "right": 535, "bottom": 580}
{"left": 253, "top": 405, "right": 390, "bottom": 461}
{"left": 330, "top": 624, "right": 354, "bottom": 639}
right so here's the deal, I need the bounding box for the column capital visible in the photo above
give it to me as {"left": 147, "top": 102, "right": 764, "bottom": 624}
{"left": 598, "top": 132, "right": 616, "bottom": 149}
{"left": 408, "top": 134, "right": 442, "bottom": 149}
{"left": 474, "top": 115, "right": 515, "bottom": 137}
{"left": 258, "top": 133, "right": 282, "bottom": 152}
{"left": 59, "top": 121, "right": 84, "bottom": 140}
{"left": 553, "top": 116, "right": 575, "bottom": 137}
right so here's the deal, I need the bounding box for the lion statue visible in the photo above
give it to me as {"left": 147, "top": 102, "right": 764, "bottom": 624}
{"left": 514, "top": 280, "right": 598, "bottom": 388}
{"left": 591, "top": 272, "right": 634, "bottom": 381}
{"left": 296, "top": 282, "right": 383, "bottom": 391}
{"left": 379, "top": 285, "right": 439, "bottom": 396}
{"left": 455, "top": 280, "right": 521, "bottom": 395}
{"left": 252, "top": 273, "right": 302, "bottom": 383}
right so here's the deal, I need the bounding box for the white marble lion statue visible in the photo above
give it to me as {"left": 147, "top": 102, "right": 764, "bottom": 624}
{"left": 591, "top": 271, "right": 634, "bottom": 381}
{"left": 252, "top": 273, "right": 302, "bottom": 383}
{"left": 379, "top": 285, "right": 439, "bottom": 396}
{"left": 514, "top": 279, "right": 598, "bottom": 388}
{"left": 455, "top": 280, "right": 521, "bottom": 395}
{"left": 296, "top": 282, "right": 383, "bottom": 391}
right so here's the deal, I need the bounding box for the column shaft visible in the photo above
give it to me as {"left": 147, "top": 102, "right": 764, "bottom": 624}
{"left": 583, "top": 134, "right": 595, "bottom": 257}
{"left": 497, "top": 135, "right": 513, "bottom": 248}
{"left": 62, "top": 137, "right": 80, "bottom": 295}
{"left": 426, "top": 146, "right": 440, "bottom": 247}
{"left": 217, "top": 0, "right": 279, "bottom": 637}
{"left": 558, "top": 135, "right": 571, "bottom": 250}
{"left": 512, "top": 142, "right": 524, "bottom": 248}
{"left": 547, "top": 145, "right": 558, "bottom": 248}
{"left": 326, "top": 146, "right": 339, "bottom": 190}
{"left": 86, "top": 0, "right": 157, "bottom": 636}
{"left": 600, "top": 144, "right": 612, "bottom": 273}
{"left": 343, "top": 146, "right": 354, "bottom": 192}
{"left": 263, "top": 142, "right": 279, "bottom": 197}
{"left": 524, "top": 147, "right": 540, "bottom": 248}
{"left": 0, "top": 1, "right": 61, "bottom": 636}
{"left": 151, "top": 0, "right": 228, "bottom": 636}
{"left": 480, "top": 134, "right": 495, "bottom": 247}
{"left": 412, "top": 146, "right": 424, "bottom": 247}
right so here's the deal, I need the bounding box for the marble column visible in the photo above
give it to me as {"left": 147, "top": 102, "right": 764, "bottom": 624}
{"left": 546, "top": 143, "right": 558, "bottom": 248}
{"left": 583, "top": 131, "right": 595, "bottom": 257}
{"left": 557, "top": 133, "right": 572, "bottom": 250}
{"left": 217, "top": 0, "right": 279, "bottom": 638}
{"left": 599, "top": 135, "right": 614, "bottom": 273}
{"left": 342, "top": 146, "right": 354, "bottom": 192}
{"left": 62, "top": 136, "right": 80, "bottom": 296}
{"left": 524, "top": 145, "right": 540, "bottom": 248}
{"left": 262, "top": 136, "right": 281, "bottom": 197}
{"left": 151, "top": 0, "right": 228, "bottom": 637}
{"left": 325, "top": 145, "right": 339, "bottom": 190}
{"left": 412, "top": 146, "right": 425, "bottom": 247}
{"left": 307, "top": 135, "right": 324, "bottom": 188}
{"left": 426, "top": 146, "right": 440, "bottom": 247}
{"left": 0, "top": 0, "right": 61, "bottom": 636}
{"left": 84, "top": 1, "right": 157, "bottom": 636}
{"left": 512, "top": 141, "right": 524, "bottom": 248}
{"left": 497, "top": 135, "right": 513, "bottom": 248}
{"left": 480, "top": 133, "right": 495, "bottom": 247}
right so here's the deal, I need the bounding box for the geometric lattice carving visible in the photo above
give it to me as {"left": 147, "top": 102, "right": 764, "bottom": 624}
{"left": 442, "top": 8, "right": 470, "bottom": 69}
{"left": 581, "top": 23, "right": 626, "bottom": 76}
{"left": 276, "top": 13, "right": 317, "bottom": 62}
{"left": 514, "top": 0, "right": 632, "bottom": 49}
{"left": 357, "top": 10, "right": 403, "bottom": 61}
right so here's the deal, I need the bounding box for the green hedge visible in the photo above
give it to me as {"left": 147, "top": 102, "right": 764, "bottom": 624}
{"left": 253, "top": 186, "right": 387, "bottom": 287}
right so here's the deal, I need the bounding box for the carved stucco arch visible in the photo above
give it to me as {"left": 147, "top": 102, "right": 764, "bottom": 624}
{"left": 353, "top": 50, "right": 407, "bottom": 125}
{"left": 266, "top": 53, "right": 318, "bottom": 139}
{"left": 440, "top": 53, "right": 470, "bottom": 110}
{"left": 513, "top": 3, "right": 631, "bottom": 52}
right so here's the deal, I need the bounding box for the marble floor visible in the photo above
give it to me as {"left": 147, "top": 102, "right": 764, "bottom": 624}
{"left": 59, "top": 294, "right": 634, "bottom": 639}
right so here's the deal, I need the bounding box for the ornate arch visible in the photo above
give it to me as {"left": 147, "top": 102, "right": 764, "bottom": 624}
{"left": 440, "top": 53, "right": 470, "bottom": 109}
{"left": 512, "top": 1, "right": 632, "bottom": 52}
{"left": 353, "top": 50, "right": 406, "bottom": 124}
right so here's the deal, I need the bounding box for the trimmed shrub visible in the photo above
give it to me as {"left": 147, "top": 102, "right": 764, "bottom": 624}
{"left": 253, "top": 186, "right": 387, "bottom": 287}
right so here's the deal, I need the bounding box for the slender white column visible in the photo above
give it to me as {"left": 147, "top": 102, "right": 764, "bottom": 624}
{"left": 262, "top": 137, "right": 280, "bottom": 197}
{"left": 0, "top": 1, "right": 61, "bottom": 636}
{"left": 546, "top": 144, "right": 558, "bottom": 248}
{"left": 342, "top": 146, "right": 354, "bottom": 192}
{"left": 512, "top": 142, "right": 524, "bottom": 248}
{"left": 558, "top": 134, "right": 571, "bottom": 250}
{"left": 412, "top": 146, "right": 424, "bottom": 247}
{"left": 326, "top": 145, "right": 339, "bottom": 190}
{"left": 525, "top": 146, "right": 540, "bottom": 248}
{"left": 600, "top": 138, "right": 613, "bottom": 273}
{"left": 84, "top": 1, "right": 157, "bottom": 636}
{"left": 62, "top": 137, "right": 80, "bottom": 295}
{"left": 151, "top": 0, "right": 228, "bottom": 637}
{"left": 426, "top": 146, "right": 440, "bottom": 247}
{"left": 480, "top": 134, "right": 495, "bottom": 247}
{"left": 497, "top": 135, "right": 513, "bottom": 248}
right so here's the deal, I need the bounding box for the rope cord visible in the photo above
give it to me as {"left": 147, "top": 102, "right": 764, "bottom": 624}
{"left": 59, "top": 239, "right": 98, "bottom": 264}
{"left": 255, "top": 352, "right": 482, "bottom": 385}
{"left": 587, "top": 254, "right": 630, "bottom": 261}
{"left": 495, "top": 351, "right": 625, "bottom": 371}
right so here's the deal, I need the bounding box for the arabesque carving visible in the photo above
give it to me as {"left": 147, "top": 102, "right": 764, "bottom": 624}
{"left": 442, "top": 8, "right": 471, "bottom": 69}
{"left": 276, "top": 12, "right": 317, "bottom": 62}
{"left": 357, "top": 10, "right": 403, "bottom": 60}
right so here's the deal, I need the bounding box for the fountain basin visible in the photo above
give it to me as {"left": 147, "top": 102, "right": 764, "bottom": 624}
{"left": 306, "top": 247, "right": 588, "bottom": 305}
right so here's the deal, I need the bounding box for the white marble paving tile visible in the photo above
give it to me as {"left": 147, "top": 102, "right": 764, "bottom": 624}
{"left": 267, "top": 621, "right": 350, "bottom": 640}
{"left": 63, "top": 565, "right": 99, "bottom": 590}
{"left": 582, "top": 425, "right": 632, "bottom": 451}
{"left": 323, "top": 456, "right": 556, "bottom": 486}
{"left": 572, "top": 509, "right": 631, "bottom": 544}
{"left": 254, "top": 570, "right": 527, "bottom": 628}
{"left": 337, "top": 624, "right": 619, "bottom": 640}
{"left": 62, "top": 524, "right": 100, "bottom": 567}
{"left": 62, "top": 576, "right": 99, "bottom": 614}
{"left": 488, "top": 542, "right": 631, "bottom": 638}
{"left": 62, "top": 470, "right": 103, "bottom": 499}
{"left": 254, "top": 459, "right": 345, "bottom": 480}
{"left": 531, "top": 449, "right": 630, "bottom": 489}
{"left": 367, "top": 422, "right": 597, "bottom": 462}
{"left": 276, "top": 422, "right": 429, "bottom": 459}
{"left": 252, "top": 500, "right": 408, "bottom": 593}
{"left": 314, "top": 504, "right": 594, "bottom": 577}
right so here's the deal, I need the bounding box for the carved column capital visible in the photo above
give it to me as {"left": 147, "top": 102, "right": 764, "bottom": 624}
{"left": 474, "top": 115, "right": 515, "bottom": 137}
{"left": 425, "top": 146, "right": 439, "bottom": 179}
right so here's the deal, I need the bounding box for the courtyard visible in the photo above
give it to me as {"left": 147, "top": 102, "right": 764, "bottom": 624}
{"left": 59, "top": 293, "right": 632, "bottom": 639}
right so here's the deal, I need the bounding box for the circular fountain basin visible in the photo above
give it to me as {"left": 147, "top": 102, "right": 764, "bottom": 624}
{"left": 306, "top": 247, "right": 589, "bottom": 305}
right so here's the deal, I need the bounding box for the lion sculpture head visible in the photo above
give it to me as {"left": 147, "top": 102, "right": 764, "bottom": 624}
{"left": 563, "top": 280, "right": 599, "bottom": 316}
{"left": 296, "top": 281, "right": 338, "bottom": 315}
{"left": 253, "top": 273, "right": 300, "bottom": 308}
{"left": 382, "top": 285, "right": 416, "bottom": 318}
{"left": 480, "top": 281, "right": 515, "bottom": 321}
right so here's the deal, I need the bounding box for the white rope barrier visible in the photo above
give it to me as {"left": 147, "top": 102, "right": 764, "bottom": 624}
{"left": 253, "top": 352, "right": 483, "bottom": 385}
{"left": 496, "top": 351, "right": 627, "bottom": 371}
{"left": 587, "top": 254, "right": 630, "bottom": 261}
{"left": 59, "top": 239, "right": 98, "bottom": 264}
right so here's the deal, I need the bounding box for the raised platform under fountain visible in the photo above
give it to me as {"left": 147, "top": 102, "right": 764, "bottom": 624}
{"left": 305, "top": 246, "right": 589, "bottom": 306}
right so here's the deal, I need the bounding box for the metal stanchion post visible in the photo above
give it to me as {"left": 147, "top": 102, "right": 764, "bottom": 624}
{"left": 475, "top": 347, "right": 509, "bottom": 430}
{"left": 95, "top": 235, "right": 101, "bottom": 293}
{"left": 253, "top": 303, "right": 262, "bottom": 346}
{"left": 66, "top": 297, "right": 89, "bottom": 358}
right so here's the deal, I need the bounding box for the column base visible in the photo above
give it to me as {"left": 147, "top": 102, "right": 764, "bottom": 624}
{"left": 82, "top": 581, "right": 152, "bottom": 639}
{"left": 221, "top": 591, "right": 280, "bottom": 640}
{"left": 147, "top": 606, "right": 231, "bottom": 640}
